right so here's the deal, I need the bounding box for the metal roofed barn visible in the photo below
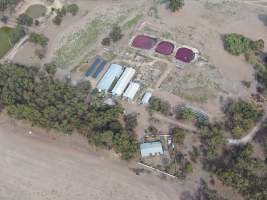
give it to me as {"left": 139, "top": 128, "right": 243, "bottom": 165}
{"left": 140, "top": 141, "right": 164, "bottom": 158}
{"left": 155, "top": 41, "right": 174, "bottom": 55}
{"left": 112, "top": 67, "right": 136, "bottom": 96}
{"left": 123, "top": 82, "right": 140, "bottom": 101}
{"left": 175, "top": 47, "right": 195, "bottom": 63}
{"left": 141, "top": 92, "right": 152, "bottom": 105}
{"left": 96, "top": 64, "right": 123, "bottom": 92}
{"left": 132, "top": 35, "right": 158, "bottom": 50}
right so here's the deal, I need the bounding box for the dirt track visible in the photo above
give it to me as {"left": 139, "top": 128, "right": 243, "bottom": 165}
{"left": 0, "top": 116, "right": 183, "bottom": 200}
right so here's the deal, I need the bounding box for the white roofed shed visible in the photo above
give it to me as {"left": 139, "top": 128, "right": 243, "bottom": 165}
{"left": 112, "top": 67, "right": 136, "bottom": 96}
{"left": 96, "top": 64, "right": 123, "bottom": 92}
{"left": 123, "top": 82, "right": 140, "bottom": 101}
{"left": 141, "top": 92, "right": 152, "bottom": 105}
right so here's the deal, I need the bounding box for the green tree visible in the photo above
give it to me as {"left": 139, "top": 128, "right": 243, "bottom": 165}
{"left": 66, "top": 4, "right": 79, "bottom": 16}
{"left": 29, "top": 32, "right": 49, "bottom": 47}
{"left": 17, "top": 13, "right": 33, "bottom": 26}
{"left": 171, "top": 127, "right": 186, "bottom": 145}
{"left": 169, "top": 0, "right": 184, "bottom": 12}
{"left": 149, "top": 97, "right": 170, "bottom": 115}
{"left": 109, "top": 25, "right": 123, "bottom": 42}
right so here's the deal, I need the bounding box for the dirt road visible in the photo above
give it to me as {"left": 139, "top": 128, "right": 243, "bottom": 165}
{"left": 0, "top": 116, "right": 182, "bottom": 200}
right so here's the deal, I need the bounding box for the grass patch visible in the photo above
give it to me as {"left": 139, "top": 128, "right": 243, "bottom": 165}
{"left": 0, "top": 27, "right": 14, "bottom": 58}
{"left": 123, "top": 14, "right": 143, "bottom": 29}
{"left": 26, "top": 4, "right": 47, "bottom": 19}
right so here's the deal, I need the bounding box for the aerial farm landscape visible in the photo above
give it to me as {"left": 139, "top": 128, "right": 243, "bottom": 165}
{"left": 0, "top": 0, "right": 267, "bottom": 200}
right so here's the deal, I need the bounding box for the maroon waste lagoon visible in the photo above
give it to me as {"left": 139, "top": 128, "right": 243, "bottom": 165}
{"left": 155, "top": 41, "right": 174, "bottom": 55}
{"left": 175, "top": 48, "right": 195, "bottom": 63}
{"left": 132, "top": 35, "right": 157, "bottom": 50}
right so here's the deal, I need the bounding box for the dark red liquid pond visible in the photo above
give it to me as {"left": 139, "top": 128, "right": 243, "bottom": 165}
{"left": 132, "top": 35, "right": 157, "bottom": 50}
{"left": 175, "top": 48, "right": 195, "bottom": 63}
{"left": 155, "top": 41, "right": 174, "bottom": 55}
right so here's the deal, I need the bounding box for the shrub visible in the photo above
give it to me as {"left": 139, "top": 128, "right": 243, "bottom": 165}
{"left": 66, "top": 4, "right": 79, "bottom": 16}
{"left": 171, "top": 127, "right": 186, "bottom": 145}
{"left": 29, "top": 32, "right": 49, "bottom": 47}
{"left": 223, "top": 33, "right": 251, "bottom": 55}
{"left": 169, "top": 0, "right": 184, "bottom": 12}
{"left": 176, "top": 106, "right": 195, "bottom": 121}
{"left": 149, "top": 97, "right": 170, "bottom": 115}
{"left": 101, "top": 37, "right": 111, "bottom": 46}
{"left": 53, "top": 15, "right": 62, "bottom": 25}
{"left": 17, "top": 13, "right": 33, "bottom": 26}
{"left": 0, "top": 15, "right": 8, "bottom": 23}
{"left": 109, "top": 25, "right": 123, "bottom": 42}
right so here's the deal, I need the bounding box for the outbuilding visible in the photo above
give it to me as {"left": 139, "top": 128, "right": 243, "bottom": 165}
{"left": 141, "top": 92, "right": 152, "bottom": 105}
{"left": 112, "top": 67, "right": 136, "bottom": 96}
{"left": 123, "top": 82, "right": 140, "bottom": 101}
{"left": 96, "top": 64, "right": 123, "bottom": 92}
{"left": 140, "top": 141, "right": 164, "bottom": 158}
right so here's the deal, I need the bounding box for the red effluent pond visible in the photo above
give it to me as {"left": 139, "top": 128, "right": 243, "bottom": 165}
{"left": 132, "top": 35, "right": 158, "bottom": 50}
{"left": 175, "top": 48, "right": 195, "bottom": 63}
{"left": 155, "top": 41, "right": 174, "bottom": 55}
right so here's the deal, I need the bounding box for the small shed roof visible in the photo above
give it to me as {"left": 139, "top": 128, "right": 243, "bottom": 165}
{"left": 141, "top": 92, "right": 152, "bottom": 105}
{"left": 140, "top": 141, "right": 163, "bottom": 157}
{"left": 123, "top": 82, "right": 140, "bottom": 101}
{"left": 97, "top": 64, "right": 123, "bottom": 92}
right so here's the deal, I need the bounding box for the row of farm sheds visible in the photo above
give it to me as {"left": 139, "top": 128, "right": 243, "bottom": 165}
{"left": 131, "top": 35, "right": 199, "bottom": 63}
{"left": 96, "top": 64, "right": 143, "bottom": 102}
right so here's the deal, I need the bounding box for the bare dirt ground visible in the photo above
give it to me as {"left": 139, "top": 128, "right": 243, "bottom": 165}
{"left": 0, "top": 114, "right": 186, "bottom": 200}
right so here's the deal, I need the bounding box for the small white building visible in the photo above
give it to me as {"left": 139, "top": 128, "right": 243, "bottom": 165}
{"left": 140, "top": 141, "right": 163, "bottom": 158}
{"left": 123, "top": 82, "right": 140, "bottom": 101}
{"left": 141, "top": 92, "right": 152, "bottom": 105}
{"left": 112, "top": 67, "right": 136, "bottom": 96}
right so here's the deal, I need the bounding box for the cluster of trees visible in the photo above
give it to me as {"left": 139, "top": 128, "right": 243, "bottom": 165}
{"left": 149, "top": 97, "right": 170, "bottom": 115}
{"left": 223, "top": 33, "right": 264, "bottom": 56}
{"left": 225, "top": 100, "right": 262, "bottom": 139}
{"left": 29, "top": 32, "right": 49, "bottom": 47}
{"left": 169, "top": 0, "right": 184, "bottom": 12}
{"left": 102, "top": 25, "right": 123, "bottom": 46}
{"left": 17, "top": 13, "right": 33, "bottom": 26}
{"left": 207, "top": 144, "right": 267, "bottom": 200}
{"left": 198, "top": 121, "right": 226, "bottom": 160}
{"left": 0, "top": 63, "right": 137, "bottom": 160}
{"left": 53, "top": 4, "right": 79, "bottom": 26}
{"left": 170, "top": 127, "right": 186, "bottom": 145}
{"left": 0, "top": 0, "right": 18, "bottom": 12}
{"left": 175, "top": 106, "right": 196, "bottom": 121}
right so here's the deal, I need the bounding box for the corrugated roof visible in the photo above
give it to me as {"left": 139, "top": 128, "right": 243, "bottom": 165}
{"left": 140, "top": 141, "right": 163, "bottom": 157}
{"left": 112, "top": 67, "right": 136, "bottom": 96}
{"left": 141, "top": 92, "right": 152, "bottom": 104}
{"left": 96, "top": 64, "right": 123, "bottom": 92}
{"left": 123, "top": 82, "right": 140, "bottom": 101}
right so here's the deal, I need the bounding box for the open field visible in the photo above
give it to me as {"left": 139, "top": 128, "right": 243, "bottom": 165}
{"left": 0, "top": 115, "right": 187, "bottom": 200}
{"left": 0, "top": 27, "right": 14, "bottom": 58}
{"left": 25, "top": 4, "right": 47, "bottom": 19}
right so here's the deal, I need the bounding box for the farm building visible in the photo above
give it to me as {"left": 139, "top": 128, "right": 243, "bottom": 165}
{"left": 175, "top": 47, "right": 195, "bottom": 63}
{"left": 140, "top": 141, "right": 163, "bottom": 158}
{"left": 123, "top": 82, "right": 140, "bottom": 101}
{"left": 155, "top": 41, "right": 174, "bottom": 55}
{"left": 132, "top": 35, "right": 158, "bottom": 50}
{"left": 96, "top": 64, "right": 123, "bottom": 92}
{"left": 141, "top": 92, "right": 152, "bottom": 105}
{"left": 112, "top": 67, "right": 136, "bottom": 96}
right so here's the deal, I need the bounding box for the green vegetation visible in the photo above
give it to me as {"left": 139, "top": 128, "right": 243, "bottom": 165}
{"left": 17, "top": 13, "right": 33, "bottom": 26}
{"left": 25, "top": 4, "right": 47, "bottom": 19}
{"left": 0, "top": 26, "right": 25, "bottom": 58}
{"left": 149, "top": 97, "right": 170, "bottom": 115}
{"left": 169, "top": 0, "right": 184, "bottom": 12}
{"left": 225, "top": 100, "right": 262, "bottom": 139}
{"left": 101, "top": 37, "right": 111, "bottom": 46}
{"left": 223, "top": 33, "right": 264, "bottom": 56}
{"left": 171, "top": 127, "right": 186, "bottom": 145}
{"left": 0, "top": 0, "right": 18, "bottom": 11}
{"left": 208, "top": 144, "right": 267, "bottom": 200}
{"left": 0, "top": 15, "right": 8, "bottom": 23}
{"left": 0, "top": 63, "right": 137, "bottom": 160}
{"left": 175, "top": 106, "right": 196, "bottom": 121}
{"left": 109, "top": 25, "right": 123, "bottom": 42}
{"left": 66, "top": 4, "right": 79, "bottom": 16}
{"left": 123, "top": 14, "right": 143, "bottom": 29}
{"left": 29, "top": 32, "right": 49, "bottom": 47}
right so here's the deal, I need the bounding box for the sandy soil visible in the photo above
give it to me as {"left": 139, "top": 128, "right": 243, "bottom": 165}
{"left": 0, "top": 115, "right": 186, "bottom": 200}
